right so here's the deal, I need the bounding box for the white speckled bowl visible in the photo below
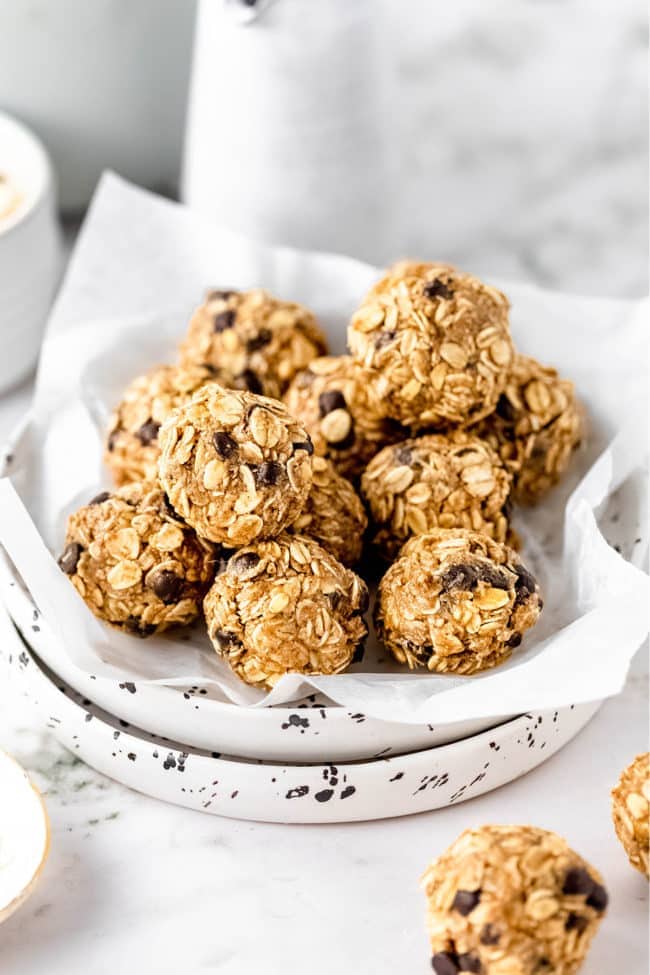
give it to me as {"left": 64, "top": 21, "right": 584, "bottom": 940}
{"left": 0, "top": 607, "right": 599, "bottom": 824}
{"left": 0, "top": 557, "right": 507, "bottom": 763}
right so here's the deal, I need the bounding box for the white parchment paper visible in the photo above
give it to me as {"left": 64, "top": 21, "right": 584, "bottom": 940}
{"left": 0, "top": 172, "right": 648, "bottom": 724}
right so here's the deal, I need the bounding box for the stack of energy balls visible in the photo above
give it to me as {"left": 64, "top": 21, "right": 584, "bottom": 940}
{"left": 58, "top": 262, "right": 583, "bottom": 687}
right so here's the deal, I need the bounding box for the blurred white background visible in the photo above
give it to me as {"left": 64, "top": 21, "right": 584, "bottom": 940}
{"left": 1, "top": 0, "right": 646, "bottom": 297}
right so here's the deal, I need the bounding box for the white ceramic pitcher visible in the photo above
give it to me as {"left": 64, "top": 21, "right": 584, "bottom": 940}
{"left": 182, "top": 0, "right": 396, "bottom": 261}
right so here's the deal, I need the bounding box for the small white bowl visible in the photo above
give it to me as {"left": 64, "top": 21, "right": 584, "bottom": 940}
{"left": 0, "top": 112, "right": 62, "bottom": 393}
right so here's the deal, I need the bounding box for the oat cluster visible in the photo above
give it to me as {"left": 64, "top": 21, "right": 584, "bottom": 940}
{"left": 180, "top": 287, "right": 327, "bottom": 399}
{"left": 158, "top": 384, "right": 313, "bottom": 546}
{"left": 611, "top": 752, "right": 650, "bottom": 877}
{"left": 376, "top": 530, "right": 541, "bottom": 675}
{"left": 203, "top": 534, "right": 368, "bottom": 687}
{"left": 362, "top": 431, "right": 512, "bottom": 560}
{"left": 284, "top": 354, "right": 404, "bottom": 480}
{"left": 422, "top": 825, "right": 608, "bottom": 975}
{"left": 58, "top": 482, "right": 216, "bottom": 634}
{"left": 476, "top": 354, "right": 584, "bottom": 504}
{"left": 105, "top": 364, "right": 214, "bottom": 486}
{"left": 348, "top": 262, "right": 513, "bottom": 430}
{"left": 60, "top": 261, "right": 591, "bottom": 687}
{"left": 288, "top": 456, "right": 367, "bottom": 567}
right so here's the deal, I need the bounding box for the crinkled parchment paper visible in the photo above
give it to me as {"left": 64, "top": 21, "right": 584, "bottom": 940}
{"left": 0, "top": 173, "right": 647, "bottom": 724}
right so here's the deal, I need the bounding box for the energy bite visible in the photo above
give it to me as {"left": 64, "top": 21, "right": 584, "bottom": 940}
{"left": 476, "top": 354, "right": 583, "bottom": 505}
{"left": 611, "top": 752, "right": 650, "bottom": 877}
{"left": 422, "top": 825, "right": 608, "bottom": 975}
{"left": 362, "top": 431, "right": 512, "bottom": 560}
{"left": 179, "top": 287, "right": 327, "bottom": 399}
{"left": 375, "top": 529, "right": 541, "bottom": 674}
{"left": 105, "top": 364, "right": 214, "bottom": 486}
{"left": 288, "top": 456, "right": 368, "bottom": 566}
{"left": 158, "top": 384, "right": 313, "bottom": 546}
{"left": 348, "top": 261, "right": 513, "bottom": 430}
{"left": 283, "top": 354, "right": 405, "bottom": 480}
{"left": 58, "top": 482, "right": 215, "bottom": 635}
{"left": 204, "top": 534, "right": 368, "bottom": 687}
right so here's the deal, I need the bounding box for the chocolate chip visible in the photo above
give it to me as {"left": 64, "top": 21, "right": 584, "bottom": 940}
{"left": 506, "top": 632, "right": 522, "bottom": 648}
{"left": 292, "top": 440, "right": 314, "bottom": 455}
{"left": 213, "top": 309, "right": 236, "bottom": 332}
{"left": 495, "top": 393, "right": 516, "bottom": 422}
{"left": 375, "top": 330, "right": 397, "bottom": 349}
{"left": 394, "top": 445, "right": 413, "bottom": 465}
{"left": 442, "top": 560, "right": 510, "bottom": 593}
{"left": 89, "top": 491, "right": 110, "bottom": 506}
{"left": 230, "top": 552, "right": 261, "bottom": 574}
{"left": 479, "top": 924, "right": 500, "bottom": 946}
{"left": 107, "top": 429, "right": 119, "bottom": 452}
{"left": 423, "top": 279, "right": 453, "bottom": 300}
{"left": 136, "top": 420, "right": 160, "bottom": 446}
{"left": 249, "top": 461, "right": 283, "bottom": 486}
{"left": 207, "top": 288, "right": 236, "bottom": 301}
{"left": 562, "top": 867, "right": 594, "bottom": 896}
{"left": 586, "top": 883, "right": 608, "bottom": 912}
{"left": 431, "top": 953, "right": 460, "bottom": 975}
{"left": 458, "top": 954, "right": 482, "bottom": 973}
{"left": 58, "top": 542, "right": 83, "bottom": 575}
{"left": 148, "top": 570, "right": 184, "bottom": 604}
{"left": 513, "top": 564, "right": 537, "bottom": 605}
{"left": 318, "top": 390, "right": 346, "bottom": 417}
{"left": 246, "top": 328, "right": 272, "bottom": 353}
{"left": 214, "top": 630, "right": 242, "bottom": 651}
{"left": 124, "top": 617, "right": 156, "bottom": 637}
{"left": 233, "top": 369, "right": 262, "bottom": 395}
{"left": 213, "top": 431, "right": 237, "bottom": 458}
{"left": 565, "top": 913, "right": 589, "bottom": 933}
{"left": 452, "top": 889, "right": 481, "bottom": 916}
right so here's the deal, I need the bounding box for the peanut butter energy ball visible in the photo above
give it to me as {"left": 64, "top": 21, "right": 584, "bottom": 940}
{"left": 283, "top": 354, "right": 405, "bottom": 480}
{"left": 204, "top": 534, "right": 369, "bottom": 687}
{"left": 348, "top": 261, "right": 513, "bottom": 430}
{"left": 158, "top": 384, "right": 313, "bottom": 546}
{"left": 422, "top": 825, "right": 608, "bottom": 975}
{"left": 611, "top": 752, "right": 650, "bottom": 877}
{"left": 376, "top": 529, "right": 541, "bottom": 674}
{"left": 58, "top": 482, "right": 215, "bottom": 635}
{"left": 288, "top": 456, "right": 368, "bottom": 566}
{"left": 476, "top": 354, "right": 584, "bottom": 505}
{"left": 105, "top": 364, "right": 214, "bottom": 486}
{"left": 362, "top": 431, "right": 512, "bottom": 560}
{"left": 179, "top": 288, "right": 327, "bottom": 399}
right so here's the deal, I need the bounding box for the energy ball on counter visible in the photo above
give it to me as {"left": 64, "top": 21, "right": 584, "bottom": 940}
{"left": 204, "top": 534, "right": 369, "bottom": 687}
{"left": 611, "top": 752, "right": 650, "bottom": 877}
{"left": 362, "top": 431, "right": 512, "bottom": 560}
{"left": 105, "top": 364, "right": 215, "bottom": 486}
{"left": 476, "top": 354, "right": 584, "bottom": 505}
{"left": 57, "top": 482, "right": 216, "bottom": 635}
{"left": 283, "top": 354, "right": 405, "bottom": 481}
{"left": 158, "top": 384, "right": 313, "bottom": 546}
{"left": 347, "top": 261, "right": 513, "bottom": 430}
{"left": 375, "top": 529, "right": 541, "bottom": 675}
{"left": 179, "top": 287, "right": 328, "bottom": 399}
{"left": 288, "top": 456, "right": 368, "bottom": 566}
{"left": 422, "top": 825, "right": 608, "bottom": 975}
